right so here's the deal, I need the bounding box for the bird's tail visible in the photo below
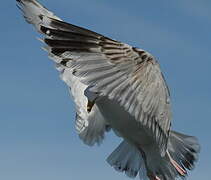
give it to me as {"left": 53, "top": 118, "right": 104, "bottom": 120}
{"left": 145, "top": 130, "right": 200, "bottom": 180}
{"left": 107, "top": 140, "right": 148, "bottom": 180}
{"left": 167, "top": 131, "right": 200, "bottom": 174}
{"left": 107, "top": 131, "right": 200, "bottom": 180}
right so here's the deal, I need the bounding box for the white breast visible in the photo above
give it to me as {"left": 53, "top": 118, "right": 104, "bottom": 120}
{"left": 96, "top": 97, "right": 154, "bottom": 147}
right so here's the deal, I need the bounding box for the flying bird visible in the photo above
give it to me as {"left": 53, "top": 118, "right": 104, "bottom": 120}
{"left": 16, "top": 0, "right": 200, "bottom": 180}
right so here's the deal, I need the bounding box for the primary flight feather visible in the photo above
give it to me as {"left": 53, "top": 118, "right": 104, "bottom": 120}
{"left": 16, "top": 0, "right": 200, "bottom": 180}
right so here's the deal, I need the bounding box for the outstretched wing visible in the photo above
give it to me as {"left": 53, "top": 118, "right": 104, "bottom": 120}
{"left": 17, "top": 0, "right": 109, "bottom": 146}
{"left": 17, "top": 0, "right": 172, "bottom": 155}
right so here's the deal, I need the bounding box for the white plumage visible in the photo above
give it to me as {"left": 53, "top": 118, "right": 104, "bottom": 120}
{"left": 16, "top": 1, "right": 200, "bottom": 180}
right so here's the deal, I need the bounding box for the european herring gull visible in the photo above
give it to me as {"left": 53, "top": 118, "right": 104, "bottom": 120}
{"left": 16, "top": 1, "right": 200, "bottom": 179}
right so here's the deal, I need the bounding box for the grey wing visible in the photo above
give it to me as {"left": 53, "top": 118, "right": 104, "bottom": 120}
{"left": 17, "top": 0, "right": 172, "bottom": 155}
{"left": 17, "top": 0, "right": 109, "bottom": 146}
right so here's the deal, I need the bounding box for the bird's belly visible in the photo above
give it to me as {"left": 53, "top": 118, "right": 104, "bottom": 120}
{"left": 96, "top": 97, "right": 153, "bottom": 146}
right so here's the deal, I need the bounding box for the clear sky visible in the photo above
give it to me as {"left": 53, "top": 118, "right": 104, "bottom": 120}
{"left": 0, "top": 0, "right": 210, "bottom": 180}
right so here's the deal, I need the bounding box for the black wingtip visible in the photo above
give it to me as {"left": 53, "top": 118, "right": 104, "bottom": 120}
{"left": 16, "top": 0, "right": 24, "bottom": 14}
{"left": 16, "top": 0, "right": 23, "bottom": 8}
{"left": 16, "top": 0, "right": 22, "bottom": 4}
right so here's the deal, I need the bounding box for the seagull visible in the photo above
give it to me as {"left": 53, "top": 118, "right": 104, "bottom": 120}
{"left": 16, "top": 1, "right": 200, "bottom": 180}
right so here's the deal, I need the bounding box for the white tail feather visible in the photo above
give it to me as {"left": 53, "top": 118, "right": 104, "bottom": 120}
{"left": 168, "top": 131, "right": 200, "bottom": 171}
{"left": 145, "top": 131, "right": 200, "bottom": 180}
{"left": 107, "top": 140, "right": 146, "bottom": 178}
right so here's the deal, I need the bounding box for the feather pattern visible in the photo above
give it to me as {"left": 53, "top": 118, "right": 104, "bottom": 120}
{"left": 17, "top": 1, "right": 201, "bottom": 180}
{"left": 17, "top": 0, "right": 109, "bottom": 146}
{"left": 41, "top": 26, "right": 171, "bottom": 154}
{"left": 61, "top": 68, "right": 108, "bottom": 146}
{"left": 17, "top": 0, "right": 172, "bottom": 155}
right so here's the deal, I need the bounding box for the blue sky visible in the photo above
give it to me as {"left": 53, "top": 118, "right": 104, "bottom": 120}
{"left": 0, "top": 0, "right": 210, "bottom": 180}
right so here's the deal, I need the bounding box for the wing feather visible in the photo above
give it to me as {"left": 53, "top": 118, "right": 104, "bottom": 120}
{"left": 17, "top": 0, "right": 109, "bottom": 146}
{"left": 17, "top": 0, "right": 172, "bottom": 155}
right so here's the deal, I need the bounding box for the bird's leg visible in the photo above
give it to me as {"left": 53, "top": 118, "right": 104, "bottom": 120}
{"left": 148, "top": 174, "right": 161, "bottom": 180}
{"left": 167, "top": 151, "right": 186, "bottom": 176}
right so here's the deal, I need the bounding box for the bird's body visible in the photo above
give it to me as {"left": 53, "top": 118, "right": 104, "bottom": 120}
{"left": 97, "top": 97, "right": 153, "bottom": 147}
{"left": 16, "top": 0, "right": 200, "bottom": 180}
